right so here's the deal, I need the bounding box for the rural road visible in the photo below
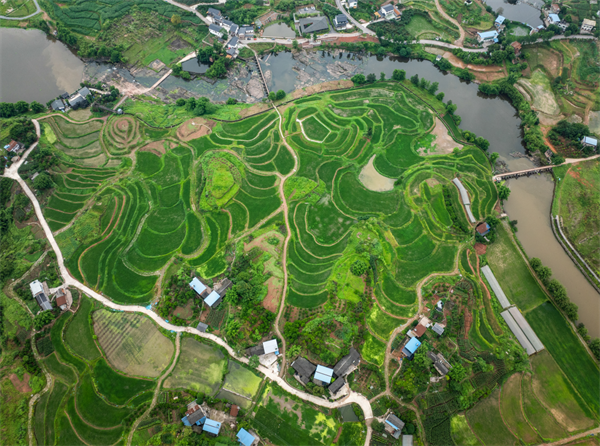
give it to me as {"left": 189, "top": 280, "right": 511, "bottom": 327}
{"left": 0, "top": 0, "right": 41, "bottom": 19}
{"left": 433, "top": 0, "right": 465, "bottom": 45}
{"left": 3, "top": 119, "right": 375, "bottom": 446}
{"left": 335, "top": 0, "right": 376, "bottom": 35}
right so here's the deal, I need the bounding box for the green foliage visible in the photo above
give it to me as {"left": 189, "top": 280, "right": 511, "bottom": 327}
{"left": 350, "top": 259, "right": 368, "bottom": 276}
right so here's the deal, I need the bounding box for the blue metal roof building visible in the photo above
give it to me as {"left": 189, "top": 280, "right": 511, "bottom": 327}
{"left": 204, "top": 290, "right": 221, "bottom": 307}
{"left": 314, "top": 365, "right": 334, "bottom": 383}
{"left": 203, "top": 419, "right": 222, "bottom": 435}
{"left": 402, "top": 338, "right": 421, "bottom": 357}
{"left": 190, "top": 277, "right": 206, "bottom": 295}
{"left": 237, "top": 428, "right": 256, "bottom": 446}
{"left": 477, "top": 30, "right": 499, "bottom": 41}
{"left": 495, "top": 15, "right": 505, "bottom": 24}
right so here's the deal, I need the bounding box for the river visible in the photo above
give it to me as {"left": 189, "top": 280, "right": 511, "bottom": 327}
{"left": 0, "top": 28, "right": 84, "bottom": 103}
{"left": 504, "top": 174, "right": 600, "bottom": 337}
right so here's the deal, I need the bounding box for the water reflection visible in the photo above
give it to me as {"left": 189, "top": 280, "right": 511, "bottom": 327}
{"left": 0, "top": 28, "right": 84, "bottom": 103}
{"left": 482, "top": 0, "right": 543, "bottom": 27}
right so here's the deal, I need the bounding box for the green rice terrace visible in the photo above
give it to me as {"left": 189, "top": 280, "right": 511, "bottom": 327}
{"left": 14, "top": 81, "right": 599, "bottom": 446}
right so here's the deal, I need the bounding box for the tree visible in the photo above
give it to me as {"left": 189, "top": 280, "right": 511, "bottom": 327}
{"left": 15, "top": 101, "right": 29, "bottom": 115}
{"left": 552, "top": 155, "right": 565, "bottom": 165}
{"left": 392, "top": 69, "right": 406, "bottom": 81}
{"left": 475, "top": 136, "right": 490, "bottom": 151}
{"left": 351, "top": 74, "right": 366, "bottom": 85}
{"left": 275, "top": 90, "right": 286, "bottom": 100}
{"left": 448, "top": 363, "right": 466, "bottom": 382}
{"left": 206, "top": 57, "right": 227, "bottom": 79}
{"left": 537, "top": 266, "right": 552, "bottom": 283}
{"left": 34, "top": 311, "right": 55, "bottom": 330}
{"left": 428, "top": 81, "right": 439, "bottom": 95}
{"left": 367, "top": 73, "right": 377, "bottom": 83}
{"left": 589, "top": 338, "right": 600, "bottom": 361}
{"left": 185, "top": 97, "right": 196, "bottom": 112}
{"left": 350, "top": 259, "right": 368, "bottom": 276}
{"left": 436, "top": 92, "right": 445, "bottom": 102}
{"left": 563, "top": 302, "right": 578, "bottom": 321}
{"left": 287, "top": 344, "right": 301, "bottom": 359}
{"left": 176, "top": 98, "right": 186, "bottom": 107}
{"left": 226, "top": 98, "right": 238, "bottom": 105}
{"left": 497, "top": 184, "right": 511, "bottom": 200}
{"left": 530, "top": 257, "right": 542, "bottom": 270}
{"left": 380, "top": 72, "right": 385, "bottom": 81}
{"left": 292, "top": 39, "right": 299, "bottom": 50}
{"left": 418, "top": 78, "right": 430, "bottom": 90}
{"left": 268, "top": 91, "right": 277, "bottom": 101}
{"left": 171, "top": 14, "right": 181, "bottom": 26}
{"left": 410, "top": 74, "right": 419, "bottom": 86}
{"left": 490, "top": 152, "right": 499, "bottom": 164}
{"left": 33, "top": 173, "right": 53, "bottom": 190}
{"left": 249, "top": 355, "right": 259, "bottom": 368}
{"left": 197, "top": 47, "right": 213, "bottom": 64}
{"left": 30, "top": 101, "right": 45, "bottom": 114}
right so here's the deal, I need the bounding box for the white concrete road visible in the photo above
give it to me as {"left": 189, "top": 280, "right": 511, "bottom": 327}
{"left": 335, "top": 0, "right": 375, "bottom": 35}
{"left": 2, "top": 119, "right": 374, "bottom": 445}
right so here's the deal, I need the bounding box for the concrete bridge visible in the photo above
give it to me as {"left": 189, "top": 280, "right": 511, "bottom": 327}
{"left": 493, "top": 154, "right": 600, "bottom": 182}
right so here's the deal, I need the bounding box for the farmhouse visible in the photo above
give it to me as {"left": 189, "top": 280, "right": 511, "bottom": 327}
{"left": 328, "top": 377, "right": 346, "bottom": 394}
{"left": 412, "top": 323, "right": 427, "bottom": 337}
{"left": 313, "top": 364, "right": 334, "bottom": 384}
{"left": 228, "top": 36, "right": 239, "bottom": 49}
{"left": 54, "top": 288, "right": 72, "bottom": 311}
{"left": 30, "top": 279, "right": 52, "bottom": 311}
{"left": 476, "top": 222, "right": 490, "bottom": 236}
{"left": 246, "top": 339, "right": 279, "bottom": 357}
{"left": 476, "top": 30, "right": 499, "bottom": 43}
{"left": 196, "top": 322, "right": 208, "bottom": 332}
{"left": 78, "top": 86, "right": 91, "bottom": 99}
{"left": 349, "top": 0, "right": 358, "bottom": 7}
{"left": 333, "top": 348, "right": 361, "bottom": 377}
{"left": 221, "top": 19, "right": 234, "bottom": 31}
{"left": 403, "top": 435, "right": 414, "bottom": 446}
{"left": 431, "top": 323, "right": 445, "bottom": 336}
{"left": 230, "top": 405, "right": 239, "bottom": 417}
{"left": 189, "top": 277, "right": 209, "bottom": 298}
{"left": 215, "top": 278, "right": 233, "bottom": 298}
{"left": 377, "top": 4, "right": 400, "bottom": 20}
{"left": 291, "top": 357, "right": 317, "bottom": 384}
{"left": 384, "top": 413, "right": 405, "bottom": 439}
{"left": 237, "top": 428, "right": 258, "bottom": 446}
{"left": 50, "top": 99, "right": 65, "bottom": 111}
{"left": 401, "top": 337, "right": 421, "bottom": 358}
{"left": 203, "top": 418, "right": 222, "bottom": 436}
{"left": 5, "top": 140, "right": 22, "bottom": 153}
{"left": 207, "top": 7, "right": 222, "bottom": 20}
{"left": 181, "top": 402, "right": 207, "bottom": 426}
{"left": 209, "top": 24, "right": 225, "bottom": 38}
{"left": 204, "top": 290, "right": 222, "bottom": 308}
{"left": 239, "top": 26, "right": 254, "bottom": 38}
{"left": 582, "top": 136, "right": 598, "bottom": 147}
{"left": 581, "top": 18, "right": 595, "bottom": 32}
{"left": 298, "top": 16, "right": 330, "bottom": 35}
{"left": 427, "top": 351, "right": 452, "bottom": 376}
{"left": 334, "top": 14, "right": 348, "bottom": 28}
{"left": 494, "top": 15, "right": 506, "bottom": 29}
{"left": 230, "top": 23, "right": 239, "bottom": 35}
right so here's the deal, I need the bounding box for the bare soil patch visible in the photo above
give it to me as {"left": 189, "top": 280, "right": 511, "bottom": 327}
{"left": 359, "top": 155, "right": 396, "bottom": 191}
{"left": 262, "top": 276, "right": 282, "bottom": 313}
{"left": 289, "top": 80, "right": 354, "bottom": 101}
{"left": 419, "top": 117, "right": 463, "bottom": 155}
{"left": 9, "top": 373, "right": 32, "bottom": 393}
{"left": 139, "top": 140, "right": 175, "bottom": 156}
{"left": 239, "top": 102, "right": 272, "bottom": 119}
{"left": 176, "top": 118, "right": 216, "bottom": 141}
{"left": 474, "top": 243, "right": 487, "bottom": 255}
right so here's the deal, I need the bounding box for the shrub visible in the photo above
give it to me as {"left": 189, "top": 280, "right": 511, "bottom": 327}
{"left": 350, "top": 259, "right": 368, "bottom": 276}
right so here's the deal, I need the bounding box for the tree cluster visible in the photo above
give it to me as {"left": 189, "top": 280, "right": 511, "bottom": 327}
{"left": 0, "top": 101, "right": 45, "bottom": 119}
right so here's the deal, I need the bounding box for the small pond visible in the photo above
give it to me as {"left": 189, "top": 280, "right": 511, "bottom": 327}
{"left": 482, "top": 0, "right": 543, "bottom": 27}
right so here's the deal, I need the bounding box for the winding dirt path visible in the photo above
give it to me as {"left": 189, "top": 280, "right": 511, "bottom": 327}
{"left": 433, "top": 0, "right": 465, "bottom": 46}
{"left": 127, "top": 333, "right": 181, "bottom": 446}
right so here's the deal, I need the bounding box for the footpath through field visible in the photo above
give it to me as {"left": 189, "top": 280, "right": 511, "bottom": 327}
{"left": 2, "top": 119, "right": 375, "bottom": 446}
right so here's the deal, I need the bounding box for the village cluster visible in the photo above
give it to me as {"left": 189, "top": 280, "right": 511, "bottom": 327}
{"left": 476, "top": 2, "right": 596, "bottom": 43}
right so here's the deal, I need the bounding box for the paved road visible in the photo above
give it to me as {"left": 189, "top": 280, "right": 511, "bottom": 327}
{"left": 433, "top": 0, "right": 464, "bottom": 45}
{"left": 335, "top": 0, "right": 375, "bottom": 35}
{"left": 162, "top": 0, "right": 211, "bottom": 25}
{"left": 3, "top": 118, "right": 374, "bottom": 445}
{"left": 0, "top": 0, "right": 41, "bottom": 19}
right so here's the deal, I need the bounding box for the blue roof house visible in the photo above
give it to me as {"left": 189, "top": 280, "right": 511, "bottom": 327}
{"left": 477, "top": 30, "right": 499, "bottom": 42}
{"left": 495, "top": 15, "right": 506, "bottom": 26}
{"left": 204, "top": 290, "right": 222, "bottom": 308}
{"left": 582, "top": 136, "right": 598, "bottom": 147}
{"left": 401, "top": 338, "right": 421, "bottom": 358}
{"left": 314, "top": 365, "right": 334, "bottom": 384}
{"left": 203, "top": 419, "right": 222, "bottom": 436}
{"left": 237, "top": 428, "right": 257, "bottom": 446}
{"left": 548, "top": 13, "right": 561, "bottom": 24}
{"left": 190, "top": 277, "right": 207, "bottom": 295}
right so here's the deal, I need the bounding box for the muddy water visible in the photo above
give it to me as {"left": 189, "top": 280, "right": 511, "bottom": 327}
{"left": 503, "top": 174, "right": 600, "bottom": 337}
{"left": 359, "top": 155, "right": 396, "bottom": 191}
{"left": 0, "top": 28, "right": 84, "bottom": 103}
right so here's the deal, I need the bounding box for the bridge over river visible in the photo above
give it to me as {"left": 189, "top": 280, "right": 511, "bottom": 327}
{"left": 493, "top": 154, "right": 600, "bottom": 182}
